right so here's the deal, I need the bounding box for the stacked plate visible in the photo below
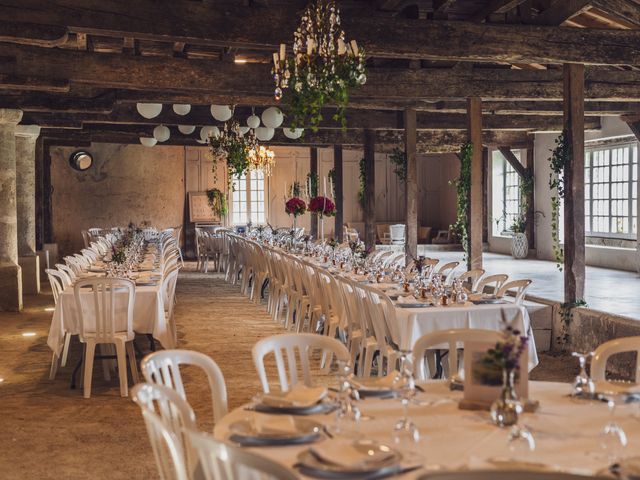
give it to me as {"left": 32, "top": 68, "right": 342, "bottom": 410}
{"left": 254, "top": 386, "right": 336, "bottom": 415}
{"left": 297, "top": 439, "right": 403, "bottom": 478}
{"left": 351, "top": 372, "right": 398, "bottom": 399}
{"left": 228, "top": 414, "right": 323, "bottom": 446}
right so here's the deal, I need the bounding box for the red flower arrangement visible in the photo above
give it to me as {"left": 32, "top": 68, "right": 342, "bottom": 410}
{"left": 285, "top": 197, "right": 307, "bottom": 217}
{"left": 309, "top": 196, "right": 337, "bottom": 217}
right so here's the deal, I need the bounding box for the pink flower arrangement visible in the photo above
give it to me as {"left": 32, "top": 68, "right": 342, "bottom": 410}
{"left": 285, "top": 197, "right": 307, "bottom": 217}
{"left": 308, "top": 196, "right": 337, "bottom": 217}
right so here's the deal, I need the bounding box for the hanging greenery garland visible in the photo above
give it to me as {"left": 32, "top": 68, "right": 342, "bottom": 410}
{"left": 511, "top": 172, "right": 534, "bottom": 234}
{"left": 451, "top": 143, "right": 472, "bottom": 270}
{"left": 389, "top": 147, "right": 407, "bottom": 183}
{"left": 206, "top": 188, "right": 228, "bottom": 218}
{"left": 306, "top": 171, "right": 319, "bottom": 198}
{"left": 209, "top": 121, "right": 258, "bottom": 190}
{"left": 358, "top": 157, "right": 365, "bottom": 207}
{"left": 328, "top": 168, "right": 336, "bottom": 197}
{"left": 548, "top": 130, "right": 570, "bottom": 271}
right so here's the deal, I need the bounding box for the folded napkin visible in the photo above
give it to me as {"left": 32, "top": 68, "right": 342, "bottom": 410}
{"left": 375, "top": 282, "right": 398, "bottom": 291}
{"left": 310, "top": 440, "right": 396, "bottom": 469}
{"left": 352, "top": 371, "right": 398, "bottom": 390}
{"left": 253, "top": 414, "right": 299, "bottom": 436}
{"left": 396, "top": 295, "right": 422, "bottom": 304}
{"left": 262, "top": 385, "right": 327, "bottom": 408}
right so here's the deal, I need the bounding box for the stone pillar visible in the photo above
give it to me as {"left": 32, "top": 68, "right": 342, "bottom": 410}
{"left": 16, "top": 125, "right": 41, "bottom": 294}
{"left": 0, "top": 109, "right": 23, "bottom": 311}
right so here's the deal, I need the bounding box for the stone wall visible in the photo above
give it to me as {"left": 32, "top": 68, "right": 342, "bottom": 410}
{"left": 50, "top": 143, "right": 186, "bottom": 256}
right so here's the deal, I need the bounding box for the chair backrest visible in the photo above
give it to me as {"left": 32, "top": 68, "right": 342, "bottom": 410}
{"left": 131, "top": 384, "right": 190, "bottom": 480}
{"left": 390, "top": 224, "right": 406, "bottom": 242}
{"left": 591, "top": 336, "right": 640, "bottom": 382}
{"left": 418, "top": 472, "right": 609, "bottom": 480}
{"left": 52, "top": 264, "right": 73, "bottom": 287}
{"left": 55, "top": 263, "right": 77, "bottom": 283}
{"left": 476, "top": 273, "right": 509, "bottom": 294}
{"left": 141, "top": 349, "right": 228, "bottom": 425}
{"left": 253, "top": 333, "right": 350, "bottom": 393}
{"left": 45, "top": 269, "right": 65, "bottom": 303}
{"left": 437, "top": 261, "right": 459, "bottom": 284}
{"left": 496, "top": 279, "right": 532, "bottom": 304}
{"left": 81, "top": 230, "right": 92, "bottom": 248}
{"left": 73, "top": 278, "right": 135, "bottom": 341}
{"left": 412, "top": 328, "right": 502, "bottom": 380}
{"left": 457, "top": 269, "right": 485, "bottom": 292}
{"left": 162, "top": 267, "right": 180, "bottom": 315}
{"left": 185, "top": 429, "right": 298, "bottom": 480}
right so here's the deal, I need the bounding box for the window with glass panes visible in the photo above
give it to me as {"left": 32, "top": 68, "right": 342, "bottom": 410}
{"left": 585, "top": 143, "right": 637, "bottom": 238}
{"left": 492, "top": 150, "right": 522, "bottom": 233}
{"left": 230, "top": 170, "right": 267, "bottom": 225}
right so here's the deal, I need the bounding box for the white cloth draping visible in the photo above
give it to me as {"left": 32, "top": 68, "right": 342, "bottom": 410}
{"left": 392, "top": 302, "right": 538, "bottom": 370}
{"left": 214, "top": 381, "right": 639, "bottom": 478}
{"left": 47, "top": 282, "right": 172, "bottom": 356}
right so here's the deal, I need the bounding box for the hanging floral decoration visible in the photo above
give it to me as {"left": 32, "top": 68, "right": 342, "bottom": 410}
{"left": 309, "top": 196, "right": 336, "bottom": 217}
{"left": 285, "top": 197, "right": 307, "bottom": 217}
{"left": 209, "top": 120, "right": 258, "bottom": 182}
{"left": 271, "top": 0, "right": 367, "bottom": 132}
{"left": 450, "top": 143, "right": 472, "bottom": 270}
{"left": 549, "top": 130, "right": 570, "bottom": 271}
{"left": 206, "top": 188, "right": 228, "bottom": 218}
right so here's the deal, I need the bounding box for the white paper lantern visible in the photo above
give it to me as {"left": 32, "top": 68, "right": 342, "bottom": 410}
{"left": 153, "top": 125, "right": 170, "bottom": 142}
{"left": 247, "top": 114, "right": 261, "bottom": 129}
{"left": 261, "top": 107, "right": 284, "bottom": 128}
{"left": 200, "top": 126, "right": 220, "bottom": 142}
{"left": 210, "top": 105, "right": 233, "bottom": 121}
{"left": 239, "top": 126, "right": 250, "bottom": 136}
{"left": 172, "top": 104, "right": 191, "bottom": 116}
{"left": 136, "top": 103, "right": 163, "bottom": 119}
{"left": 283, "top": 127, "right": 304, "bottom": 139}
{"left": 139, "top": 137, "right": 157, "bottom": 147}
{"left": 255, "top": 127, "right": 275, "bottom": 141}
{"left": 178, "top": 125, "right": 196, "bottom": 135}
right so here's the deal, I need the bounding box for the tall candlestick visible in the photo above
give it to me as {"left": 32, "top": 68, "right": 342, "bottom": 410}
{"left": 285, "top": 181, "right": 288, "bottom": 199}
{"left": 280, "top": 43, "right": 286, "bottom": 61}
{"left": 323, "top": 177, "right": 327, "bottom": 196}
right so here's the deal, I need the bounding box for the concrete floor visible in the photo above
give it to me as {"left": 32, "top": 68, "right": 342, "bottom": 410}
{"left": 418, "top": 250, "right": 640, "bottom": 320}
{"left": 0, "top": 264, "right": 577, "bottom": 479}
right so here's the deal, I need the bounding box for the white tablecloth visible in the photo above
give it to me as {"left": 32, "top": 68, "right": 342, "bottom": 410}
{"left": 392, "top": 302, "right": 538, "bottom": 369}
{"left": 46, "top": 282, "right": 173, "bottom": 356}
{"left": 214, "top": 381, "right": 639, "bottom": 478}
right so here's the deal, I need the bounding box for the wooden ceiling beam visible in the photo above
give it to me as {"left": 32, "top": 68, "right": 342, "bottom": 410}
{"left": 1, "top": 1, "right": 640, "bottom": 65}
{"left": 0, "top": 73, "right": 70, "bottom": 93}
{"left": 590, "top": 0, "right": 640, "bottom": 27}
{"left": 3, "top": 44, "right": 640, "bottom": 102}
{"left": 0, "top": 21, "right": 67, "bottom": 47}
{"left": 470, "top": 0, "right": 528, "bottom": 22}
{"left": 529, "top": 0, "right": 592, "bottom": 25}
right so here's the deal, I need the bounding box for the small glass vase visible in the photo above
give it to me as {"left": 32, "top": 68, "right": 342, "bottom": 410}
{"left": 490, "top": 369, "right": 523, "bottom": 427}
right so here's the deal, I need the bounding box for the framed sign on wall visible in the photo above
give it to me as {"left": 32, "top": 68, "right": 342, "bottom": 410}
{"left": 189, "top": 192, "right": 221, "bottom": 223}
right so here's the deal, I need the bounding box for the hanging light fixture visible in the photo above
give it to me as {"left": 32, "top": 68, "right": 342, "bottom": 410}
{"left": 270, "top": 0, "right": 366, "bottom": 131}
{"left": 248, "top": 145, "right": 276, "bottom": 177}
{"left": 247, "top": 107, "right": 261, "bottom": 129}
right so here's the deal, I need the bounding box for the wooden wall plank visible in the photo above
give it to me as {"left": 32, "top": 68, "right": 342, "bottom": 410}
{"left": 404, "top": 107, "right": 418, "bottom": 261}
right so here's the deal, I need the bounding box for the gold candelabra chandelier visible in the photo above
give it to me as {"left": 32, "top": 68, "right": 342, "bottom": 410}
{"left": 248, "top": 145, "right": 276, "bottom": 177}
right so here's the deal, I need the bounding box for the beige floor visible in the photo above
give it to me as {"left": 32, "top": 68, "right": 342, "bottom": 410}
{"left": 0, "top": 264, "right": 576, "bottom": 479}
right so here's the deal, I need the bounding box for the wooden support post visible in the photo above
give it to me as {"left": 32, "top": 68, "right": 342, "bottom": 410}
{"left": 482, "top": 147, "right": 489, "bottom": 244}
{"left": 404, "top": 107, "right": 418, "bottom": 262}
{"left": 364, "top": 130, "right": 376, "bottom": 251}
{"left": 35, "top": 136, "right": 44, "bottom": 251}
{"left": 467, "top": 97, "right": 483, "bottom": 270}
{"left": 526, "top": 143, "right": 535, "bottom": 249}
{"left": 310, "top": 147, "right": 318, "bottom": 239}
{"left": 333, "top": 145, "right": 344, "bottom": 243}
{"left": 563, "top": 63, "right": 586, "bottom": 303}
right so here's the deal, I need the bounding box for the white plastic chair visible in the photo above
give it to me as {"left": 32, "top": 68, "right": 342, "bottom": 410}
{"left": 591, "top": 336, "right": 640, "bottom": 382}
{"left": 141, "top": 349, "right": 228, "bottom": 426}
{"left": 496, "top": 279, "right": 532, "bottom": 305}
{"left": 161, "top": 267, "right": 180, "bottom": 345}
{"left": 186, "top": 429, "right": 298, "bottom": 480}
{"left": 412, "top": 328, "right": 502, "bottom": 380}
{"left": 131, "top": 383, "right": 195, "bottom": 480}
{"left": 46, "top": 269, "right": 72, "bottom": 380}
{"left": 253, "top": 333, "right": 350, "bottom": 393}
{"left": 437, "top": 261, "right": 459, "bottom": 285}
{"left": 476, "top": 273, "right": 509, "bottom": 295}
{"left": 457, "top": 269, "right": 485, "bottom": 292}
{"left": 74, "top": 278, "right": 139, "bottom": 398}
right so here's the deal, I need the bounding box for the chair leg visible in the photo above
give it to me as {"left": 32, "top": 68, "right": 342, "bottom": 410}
{"left": 100, "top": 344, "right": 112, "bottom": 381}
{"left": 83, "top": 341, "right": 96, "bottom": 399}
{"left": 60, "top": 333, "right": 72, "bottom": 367}
{"left": 115, "top": 340, "right": 128, "bottom": 397}
{"left": 126, "top": 341, "right": 139, "bottom": 384}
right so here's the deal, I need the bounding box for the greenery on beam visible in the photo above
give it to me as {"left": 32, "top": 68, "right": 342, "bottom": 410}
{"left": 389, "top": 147, "right": 407, "bottom": 183}
{"left": 548, "top": 130, "right": 570, "bottom": 271}
{"left": 451, "top": 143, "right": 472, "bottom": 270}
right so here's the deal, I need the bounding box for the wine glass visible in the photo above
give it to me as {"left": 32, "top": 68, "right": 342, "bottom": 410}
{"left": 507, "top": 424, "right": 536, "bottom": 457}
{"left": 333, "top": 360, "right": 362, "bottom": 438}
{"left": 571, "top": 352, "right": 596, "bottom": 397}
{"left": 600, "top": 393, "right": 628, "bottom": 464}
{"left": 392, "top": 351, "right": 420, "bottom": 449}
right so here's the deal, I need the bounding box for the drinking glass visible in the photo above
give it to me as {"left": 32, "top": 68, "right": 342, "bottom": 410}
{"left": 600, "top": 393, "right": 628, "bottom": 464}
{"left": 507, "top": 424, "right": 536, "bottom": 456}
{"left": 333, "top": 360, "right": 362, "bottom": 437}
{"left": 392, "top": 351, "right": 420, "bottom": 449}
{"left": 571, "top": 351, "right": 596, "bottom": 397}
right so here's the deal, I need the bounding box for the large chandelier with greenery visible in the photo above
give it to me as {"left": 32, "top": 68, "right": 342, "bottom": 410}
{"left": 272, "top": 0, "right": 367, "bottom": 132}
{"left": 209, "top": 120, "right": 258, "bottom": 181}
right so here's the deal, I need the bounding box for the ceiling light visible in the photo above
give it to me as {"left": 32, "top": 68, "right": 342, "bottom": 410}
{"left": 234, "top": 58, "right": 248, "bottom": 64}
{"left": 21, "top": 332, "right": 36, "bottom": 337}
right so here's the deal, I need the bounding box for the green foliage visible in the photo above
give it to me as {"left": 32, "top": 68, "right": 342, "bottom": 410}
{"left": 285, "top": 51, "right": 367, "bottom": 133}
{"left": 557, "top": 299, "right": 588, "bottom": 348}
{"left": 389, "top": 148, "right": 407, "bottom": 183}
{"left": 206, "top": 188, "right": 228, "bottom": 218}
{"left": 548, "top": 131, "right": 571, "bottom": 271}
{"left": 358, "top": 157, "right": 365, "bottom": 208}
{"left": 328, "top": 168, "right": 336, "bottom": 197}
{"left": 307, "top": 171, "right": 319, "bottom": 198}
{"left": 451, "top": 143, "right": 473, "bottom": 270}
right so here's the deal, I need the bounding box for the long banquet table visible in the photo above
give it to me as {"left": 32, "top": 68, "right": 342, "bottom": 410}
{"left": 214, "top": 381, "right": 638, "bottom": 478}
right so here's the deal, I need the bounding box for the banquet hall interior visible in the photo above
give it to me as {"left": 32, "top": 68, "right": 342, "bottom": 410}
{"left": 3, "top": 1, "right": 640, "bottom": 479}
